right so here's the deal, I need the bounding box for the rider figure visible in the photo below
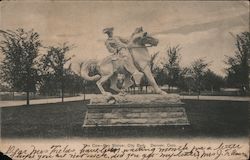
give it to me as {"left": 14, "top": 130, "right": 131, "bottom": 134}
{"left": 103, "top": 27, "right": 143, "bottom": 85}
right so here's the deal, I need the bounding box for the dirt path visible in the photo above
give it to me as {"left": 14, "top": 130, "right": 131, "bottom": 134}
{"left": 0, "top": 94, "right": 249, "bottom": 107}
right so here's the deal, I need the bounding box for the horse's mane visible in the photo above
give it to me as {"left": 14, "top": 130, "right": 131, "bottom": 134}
{"left": 129, "top": 32, "right": 145, "bottom": 46}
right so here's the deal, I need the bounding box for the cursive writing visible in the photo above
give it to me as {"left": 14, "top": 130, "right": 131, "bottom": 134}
{"left": 4, "top": 142, "right": 248, "bottom": 160}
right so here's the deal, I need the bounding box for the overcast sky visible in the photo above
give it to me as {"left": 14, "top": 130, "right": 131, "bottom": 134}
{"left": 1, "top": 1, "right": 249, "bottom": 76}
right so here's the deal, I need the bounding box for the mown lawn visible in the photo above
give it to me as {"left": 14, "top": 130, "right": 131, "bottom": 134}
{"left": 1, "top": 99, "right": 248, "bottom": 138}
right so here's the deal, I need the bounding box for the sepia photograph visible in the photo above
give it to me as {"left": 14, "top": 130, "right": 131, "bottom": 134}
{"left": 0, "top": 0, "right": 249, "bottom": 160}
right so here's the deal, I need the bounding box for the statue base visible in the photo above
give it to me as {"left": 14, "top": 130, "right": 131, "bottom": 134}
{"left": 83, "top": 94, "right": 189, "bottom": 127}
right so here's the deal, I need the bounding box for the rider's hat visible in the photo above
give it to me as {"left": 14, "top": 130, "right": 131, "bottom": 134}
{"left": 103, "top": 27, "right": 114, "bottom": 34}
{"left": 135, "top": 27, "right": 143, "bottom": 33}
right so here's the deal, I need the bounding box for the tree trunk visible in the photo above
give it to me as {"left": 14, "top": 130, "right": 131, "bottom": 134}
{"left": 211, "top": 85, "right": 214, "bottom": 95}
{"left": 12, "top": 91, "right": 15, "bottom": 100}
{"left": 61, "top": 76, "right": 64, "bottom": 102}
{"left": 26, "top": 91, "right": 30, "bottom": 106}
{"left": 62, "top": 86, "right": 64, "bottom": 102}
{"left": 26, "top": 68, "right": 30, "bottom": 106}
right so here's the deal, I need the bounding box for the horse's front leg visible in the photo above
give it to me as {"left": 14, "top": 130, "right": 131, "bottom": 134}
{"left": 143, "top": 65, "right": 167, "bottom": 95}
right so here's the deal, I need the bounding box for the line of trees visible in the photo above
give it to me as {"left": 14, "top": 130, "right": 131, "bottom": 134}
{"left": 224, "top": 32, "right": 249, "bottom": 93}
{"left": 150, "top": 47, "right": 225, "bottom": 94}
{"left": 142, "top": 32, "right": 249, "bottom": 95}
{"left": 0, "top": 29, "right": 41, "bottom": 105}
{"left": 0, "top": 29, "right": 85, "bottom": 105}
{"left": 156, "top": 33, "right": 249, "bottom": 95}
{"left": 0, "top": 28, "right": 249, "bottom": 105}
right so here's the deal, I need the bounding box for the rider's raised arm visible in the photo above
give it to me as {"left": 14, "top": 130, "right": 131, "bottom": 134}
{"left": 118, "top": 37, "right": 129, "bottom": 44}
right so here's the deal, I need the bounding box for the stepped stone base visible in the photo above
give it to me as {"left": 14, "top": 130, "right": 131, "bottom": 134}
{"left": 83, "top": 94, "right": 189, "bottom": 127}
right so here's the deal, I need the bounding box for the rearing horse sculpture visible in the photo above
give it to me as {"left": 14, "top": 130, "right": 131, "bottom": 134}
{"left": 81, "top": 29, "right": 167, "bottom": 96}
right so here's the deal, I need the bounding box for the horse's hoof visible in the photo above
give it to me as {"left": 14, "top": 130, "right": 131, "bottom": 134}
{"left": 104, "top": 92, "right": 112, "bottom": 97}
{"left": 156, "top": 90, "right": 167, "bottom": 95}
{"left": 160, "top": 91, "right": 168, "bottom": 95}
{"left": 118, "top": 92, "right": 127, "bottom": 96}
{"left": 107, "top": 96, "right": 116, "bottom": 104}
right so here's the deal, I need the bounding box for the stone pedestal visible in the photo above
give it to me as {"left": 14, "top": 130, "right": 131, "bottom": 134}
{"left": 83, "top": 94, "right": 189, "bottom": 127}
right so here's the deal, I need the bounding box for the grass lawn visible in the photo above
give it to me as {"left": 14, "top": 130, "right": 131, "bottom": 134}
{"left": 1, "top": 99, "right": 248, "bottom": 138}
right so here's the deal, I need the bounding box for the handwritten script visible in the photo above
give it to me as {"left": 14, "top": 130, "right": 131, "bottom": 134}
{"left": 4, "top": 142, "right": 248, "bottom": 160}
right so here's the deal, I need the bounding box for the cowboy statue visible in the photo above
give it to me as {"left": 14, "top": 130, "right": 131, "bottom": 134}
{"left": 103, "top": 27, "right": 143, "bottom": 86}
{"left": 81, "top": 26, "right": 166, "bottom": 99}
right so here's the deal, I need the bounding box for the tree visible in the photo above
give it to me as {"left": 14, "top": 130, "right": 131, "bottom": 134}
{"left": 190, "top": 58, "right": 209, "bottom": 94}
{"left": 225, "top": 32, "right": 249, "bottom": 91}
{"left": 63, "top": 68, "right": 85, "bottom": 96}
{"left": 164, "top": 45, "right": 181, "bottom": 90}
{"left": 0, "top": 29, "right": 41, "bottom": 105}
{"left": 154, "top": 67, "right": 166, "bottom": 86}
{"left": 78, "top": 61, "right": 87, "bottom": 99}
{"left": 40, "top": 43, "right": 74, "bottom": 102}
{"left": 177, "top": 67, "right": 193, "bottom": 92}
{"left": 150, "top": 52, "right": 160, "bottom": 72}
{"left": 203, "top": 69, "right": 225, "bottom": 92}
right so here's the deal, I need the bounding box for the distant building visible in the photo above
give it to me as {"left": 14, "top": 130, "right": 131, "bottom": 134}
{"left": 220, "top": 88, "right": 240, "bottom": 96}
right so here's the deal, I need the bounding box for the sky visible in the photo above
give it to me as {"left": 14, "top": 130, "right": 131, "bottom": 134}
{"left": 0, "top": 0, "right": 249, "bottom": 76}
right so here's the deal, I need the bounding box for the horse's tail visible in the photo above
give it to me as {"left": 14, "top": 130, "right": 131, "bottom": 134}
{"left": 81, "top": 59, "right": 101, "bottom": 81}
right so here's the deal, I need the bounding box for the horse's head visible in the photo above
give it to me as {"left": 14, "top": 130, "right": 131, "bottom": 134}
{"left": 141, "top": 32, "right": 159, "bottom": 46}
{"left": 130, "top": 27, "right": 159, "bottom": 47}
